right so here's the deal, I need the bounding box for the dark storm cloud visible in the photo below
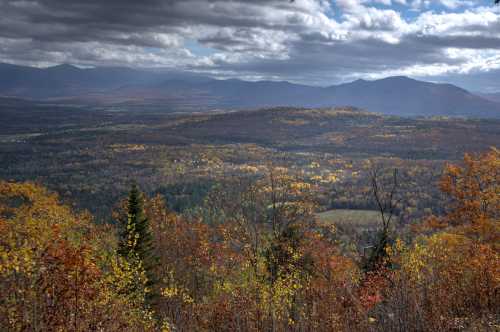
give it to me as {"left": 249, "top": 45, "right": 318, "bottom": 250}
{"left": 0, "top": 0, "right": 499, "bottom": 89}
{"left": 0, "top": 0, "right": 295, "bottom": 43}
{"left": 191, "top": 38, "right": 448, "bottom": 85}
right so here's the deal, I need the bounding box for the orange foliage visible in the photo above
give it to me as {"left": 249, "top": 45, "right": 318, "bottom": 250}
{"left": 438, "top": 147, "right": 499, "bottom": 243}
{"left": 377, "top": 149, "right": 500, "bottom": 331}
{"left": 2, "top": 148, "right": 497, "bottom": 331}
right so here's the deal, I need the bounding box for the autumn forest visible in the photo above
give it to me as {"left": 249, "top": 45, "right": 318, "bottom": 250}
{"left": 0, "top": 103, "right": 499, "bottom": 331}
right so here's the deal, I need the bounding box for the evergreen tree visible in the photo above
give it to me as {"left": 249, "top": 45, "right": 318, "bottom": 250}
{"left": 118, "top": 184, "right": 156, "bottom": 297}
{"left": 264, "top": 224, "right": 313, "bottom": 284}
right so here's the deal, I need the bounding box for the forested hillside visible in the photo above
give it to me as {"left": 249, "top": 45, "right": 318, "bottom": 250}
{"left": 0, "top": 104, "right": 499, "bottom": 331}
{"left": 1, "top": 148, "right": 498, "bottom": 331}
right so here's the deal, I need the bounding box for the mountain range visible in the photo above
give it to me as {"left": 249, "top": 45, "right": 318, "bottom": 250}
{"left": 480, "top": 92, "right": 500, "bottom": 104}
{"left": 1, "top": 62, "right": 500, "bottom": 118}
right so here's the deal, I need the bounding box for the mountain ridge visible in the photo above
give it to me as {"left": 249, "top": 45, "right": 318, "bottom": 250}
{"left": 1, "top": 62, "right": 500, "bottom": 118}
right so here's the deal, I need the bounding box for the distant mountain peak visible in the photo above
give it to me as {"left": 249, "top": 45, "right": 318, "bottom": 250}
{"left": 379, "top": 75, "right": 415, "bottom": 82}
{"left": 345, "top": 76, "right": 416, "bottom": 86}
{"left": 47, "top": 63, "right": 81, "bottom": 71}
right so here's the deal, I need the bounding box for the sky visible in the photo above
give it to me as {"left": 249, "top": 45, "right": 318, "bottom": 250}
{"left": 0, "top": 0, "right": 499, "bottom": 91}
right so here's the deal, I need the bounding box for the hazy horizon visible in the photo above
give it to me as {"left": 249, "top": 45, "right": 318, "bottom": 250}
{"left": 2, "top": 60, "right": 499, "bottom": 94}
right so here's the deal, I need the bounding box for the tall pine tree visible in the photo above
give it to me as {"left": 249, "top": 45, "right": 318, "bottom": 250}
{"left": 118, "top": 184, "right": 156, "bottom": 297}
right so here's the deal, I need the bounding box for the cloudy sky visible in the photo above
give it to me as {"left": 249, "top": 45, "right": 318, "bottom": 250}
{"left": 1, "top": 0, "right": 499, "bottom": 91}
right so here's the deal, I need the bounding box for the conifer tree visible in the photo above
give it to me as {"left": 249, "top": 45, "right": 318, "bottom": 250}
{"left": 118, "top": 184, "right": 156, "bottom": 295}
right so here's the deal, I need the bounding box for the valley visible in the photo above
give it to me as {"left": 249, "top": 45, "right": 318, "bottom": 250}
{"left": 1, "top": 102, "right": 498, "bottom": 223}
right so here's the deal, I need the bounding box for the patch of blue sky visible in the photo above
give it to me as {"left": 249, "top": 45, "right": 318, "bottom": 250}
{"left": 185, "top": 39, "right": 217, "bottom": 57}
{"left": 411, "top": 0, "right": 495, "bottom": 14}
{"left": 327, "top": 0, "right": 497, "bottom": 23}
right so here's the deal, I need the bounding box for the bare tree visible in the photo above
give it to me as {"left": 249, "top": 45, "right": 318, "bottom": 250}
{"left": 364, "top": 166, "right": 402, "bottom": 270}
{"left": 371, "top": 167, "right": 401, "bottom": 236}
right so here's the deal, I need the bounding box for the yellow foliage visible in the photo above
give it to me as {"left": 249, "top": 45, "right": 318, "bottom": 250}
{"left": 438, "top": 147, "right": 500, "bottom": 244}
{"left": 0, "top": 181, "right": 157, "bottom": 331}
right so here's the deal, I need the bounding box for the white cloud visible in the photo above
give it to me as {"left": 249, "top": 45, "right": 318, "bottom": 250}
{"left": 0, "top": 0, "right": 499, "bottom": 88}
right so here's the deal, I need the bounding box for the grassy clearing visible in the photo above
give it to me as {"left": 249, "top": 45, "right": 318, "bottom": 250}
{"left": 316, "top": 209, "right": 381, "bottom": 228}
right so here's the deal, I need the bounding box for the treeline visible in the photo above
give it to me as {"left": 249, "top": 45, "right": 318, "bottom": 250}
{"left": 0, "top": 148, "right": 498, "bottom": 331}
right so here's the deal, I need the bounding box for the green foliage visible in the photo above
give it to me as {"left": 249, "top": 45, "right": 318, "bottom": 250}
{"left": 0, "top": 181, "right": 159, "bottom": 331}
{"left": 264, "top": 224, "right": 313, "bottom": 284}
{"left": 362, "top": 229, "right": 392, "bottom": 272}
{"left": 118, "top": 184, "right": 157, "bottom": 298}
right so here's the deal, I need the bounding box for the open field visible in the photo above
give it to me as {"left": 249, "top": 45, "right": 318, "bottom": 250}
{"left": 316, "top": 209, "right": 381, "bottom": 229}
